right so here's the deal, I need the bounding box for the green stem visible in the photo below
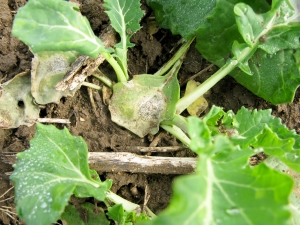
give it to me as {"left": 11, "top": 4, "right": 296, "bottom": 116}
{"left": 101, "top": 52, "right": 128, "bottom": 82}
{"left": 82, "top": 81, "right": 102, "bottom": 90}
{"left": 176, "top": 45, "right": 257, "bottom": 114}
{"left": 92, "top": 69, "right": 113, "bottom": 88}
{"left": 106, "top": 191, "right": 156, "bottom": 218}
{"left": 160, "top": 124, "right": 191, "bottom": 146}
{"left": 162, "top": 114, "right": 189, "bottom": 134}
{"left": 154, "top": 37, "right": 195, "bottom": 76}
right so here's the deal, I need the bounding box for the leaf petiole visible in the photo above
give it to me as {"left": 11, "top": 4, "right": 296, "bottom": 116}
{"left": 176, "top": 43, "right": 257, "bottom": 114}
{"left": 92, "top": 69, "right": 113, "bottom": 88}
{"left": 160, "top": 124, "right": 191, "bottom": 147}
{"left": 101, "top": 52, "right": 128, "bottom": 82}
{"left": 154, "top": 37, "right": 195, "bottom": 76}
{"left": 106, "top": 190, "right": 156, "bottom": 218}
{"left": 82, "top": 82, "right": 102, "bottom": 90}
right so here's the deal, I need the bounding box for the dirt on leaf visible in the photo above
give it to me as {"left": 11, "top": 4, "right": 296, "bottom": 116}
{"left": 1, "top": 0, "right": 300, "bottom": 224}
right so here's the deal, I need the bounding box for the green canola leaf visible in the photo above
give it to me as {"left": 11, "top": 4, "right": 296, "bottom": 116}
{"left": 12, "top": 0, "right": 106, "bottom": 58}
{"left": 195, "top": 0, "right": 270, "bottom": 65}
{"left": 230, "top": 107, "right": 300, "bottom": 172}
{"left": 195, "top": 0, "right": 300, "bottom": 104}
{"left": 108, "top": 204, "right": 125, "bottom": 224}
{"left": 146, "top": 0, "right": 216, "bottom": 39}
{"left": 109, "top": 66, "right": 180, "bottom": 138}
{"left": 61, "top": 204, "right": 85, "bottom": 225}
{"left": 142, "top": 120, "right": 293, "bottom": 225}
{"left": 104, "top": 0, "right": 143, "bottom": 49}
{"left": 233, "top": 48, "right": 300, "bottom": 104}
{"left": 202, "top": 106, "right": 300, "bottom": 173}
{"left": 10, "top": 123, "right": 112, "bottom": 225}
{"left": 265, "top": 157, "right": 300, "bottom": 225}
{"left": 61, "top": 203, "right": 110, "bottom": 225}
{"left": 104, "top": 0, "right": 143, "bottom": 77}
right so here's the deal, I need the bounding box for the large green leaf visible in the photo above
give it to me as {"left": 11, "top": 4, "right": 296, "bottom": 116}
{"left": 201, "top": 106, "right": 300, "bottom": 173}
{"left": 230, "top": 107, "right": 300, "bottom": 172}
{"left": 232, "top": 48, "right": 300, "bottom": 103}
{"left": 196, "top": 0, "right": 300, "bottom": 104}
{"left": 142, "top": 129, "right": 293, "bottom": 225}
{"left": 146, "top": 0, "right": 216, "bottom": 39}
{"left": 12, "top": 0, "right": 106, "bottom": 58}
{"left": 265, "top": 157, "right": 300, "bottom": 225}
{"left": 10, "top": 123, "right": 112, "bottom": 225}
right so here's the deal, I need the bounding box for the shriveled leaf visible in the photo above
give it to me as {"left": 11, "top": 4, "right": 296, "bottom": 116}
{"left": 31, "top": 51, "right": 79, "bottom": 104}
{"left": 265, "top": 157, "right": 300, "bottom": 225}
{"left": 146, "top": 0, "right": 216, "bottom": 39}
{"left": 12, "top": 0, "right": 106, "bottom": 58}
{"left": 184, "top": 80, "right": 208, "bottom": 116}
{"left": 0, "top": 71, "right": 40, "bottom": 128}
{"left": 143, "top": 132, "right": 293, "bottom": 225}
{"left": 109, "top": 67, "right": 180, "bottom": 137}
{"left": 10, "top": 123, "right": 112, "bottom": 225}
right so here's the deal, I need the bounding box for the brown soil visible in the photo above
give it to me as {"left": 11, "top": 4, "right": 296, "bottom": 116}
{"left": 1, "top": 0, "right": 300, "bottom": 224}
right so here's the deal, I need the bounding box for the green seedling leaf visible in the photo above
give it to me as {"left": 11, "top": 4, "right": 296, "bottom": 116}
{"left": 12, "top": 0, "right": 107, "bottom": 58}
{"left": 265, "top": 157, "right": 300, "bottom": 225}
{"left": 10, "top": 123, "right": 112, "bottom": 225}
{"left": 143, "top": 131, "right": 293, "bottom": 225}
{"left": 194, "top": 0, "right": 300, "bottom": 104}
{"left": 61, "top": 203, "right": 109, "bottom": 225}
{"left": 104, "top": 0, "right": 143, "bottom": 49}
{"left": 109, "top": 64, "right": 180, "bottom": 138}
{"left": 230, "top": 107, "right": 300, "bottom": 172}
{"left": 203, "top": 106, "right": 300, "bottom": 173}
{"left": 232, "top": 48, "right": 300, "bottom": 104}
{"left": 81, "top": 203, "right": 110, "bottom": 225}
{"left": 146, "top": 0, "right": 216, "bottom": 39}
{"left": 108, "top": 204, "right": 125, "bottom": 224}
{"left": 0, "top": 71, "right": 40, "bottom": 129}
{"left": 31, "top": 51, "right": 79, "bottom": 104}
{"left": 61, "top": 204, "right": 85, "bottom": 225}
{"left": 104, "top": 0, "right": 143, "bottom": 78}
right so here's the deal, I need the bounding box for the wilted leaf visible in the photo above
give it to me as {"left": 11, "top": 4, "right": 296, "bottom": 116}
{"left": 109, "top": 68, "right": 180, "bottom": 137}
{"left": 184, "top": 80, "right": 208, "bottom": 116}
{"left": 31, "top": 51, "right": 79, "bottom": 104}
{"left": 0, "top": 71, "right": 40, "bottom": 128}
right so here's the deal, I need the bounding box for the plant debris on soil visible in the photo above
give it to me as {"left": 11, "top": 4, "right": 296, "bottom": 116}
{"left": 1, "top": 0, "right": 300, "bottom": 224}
